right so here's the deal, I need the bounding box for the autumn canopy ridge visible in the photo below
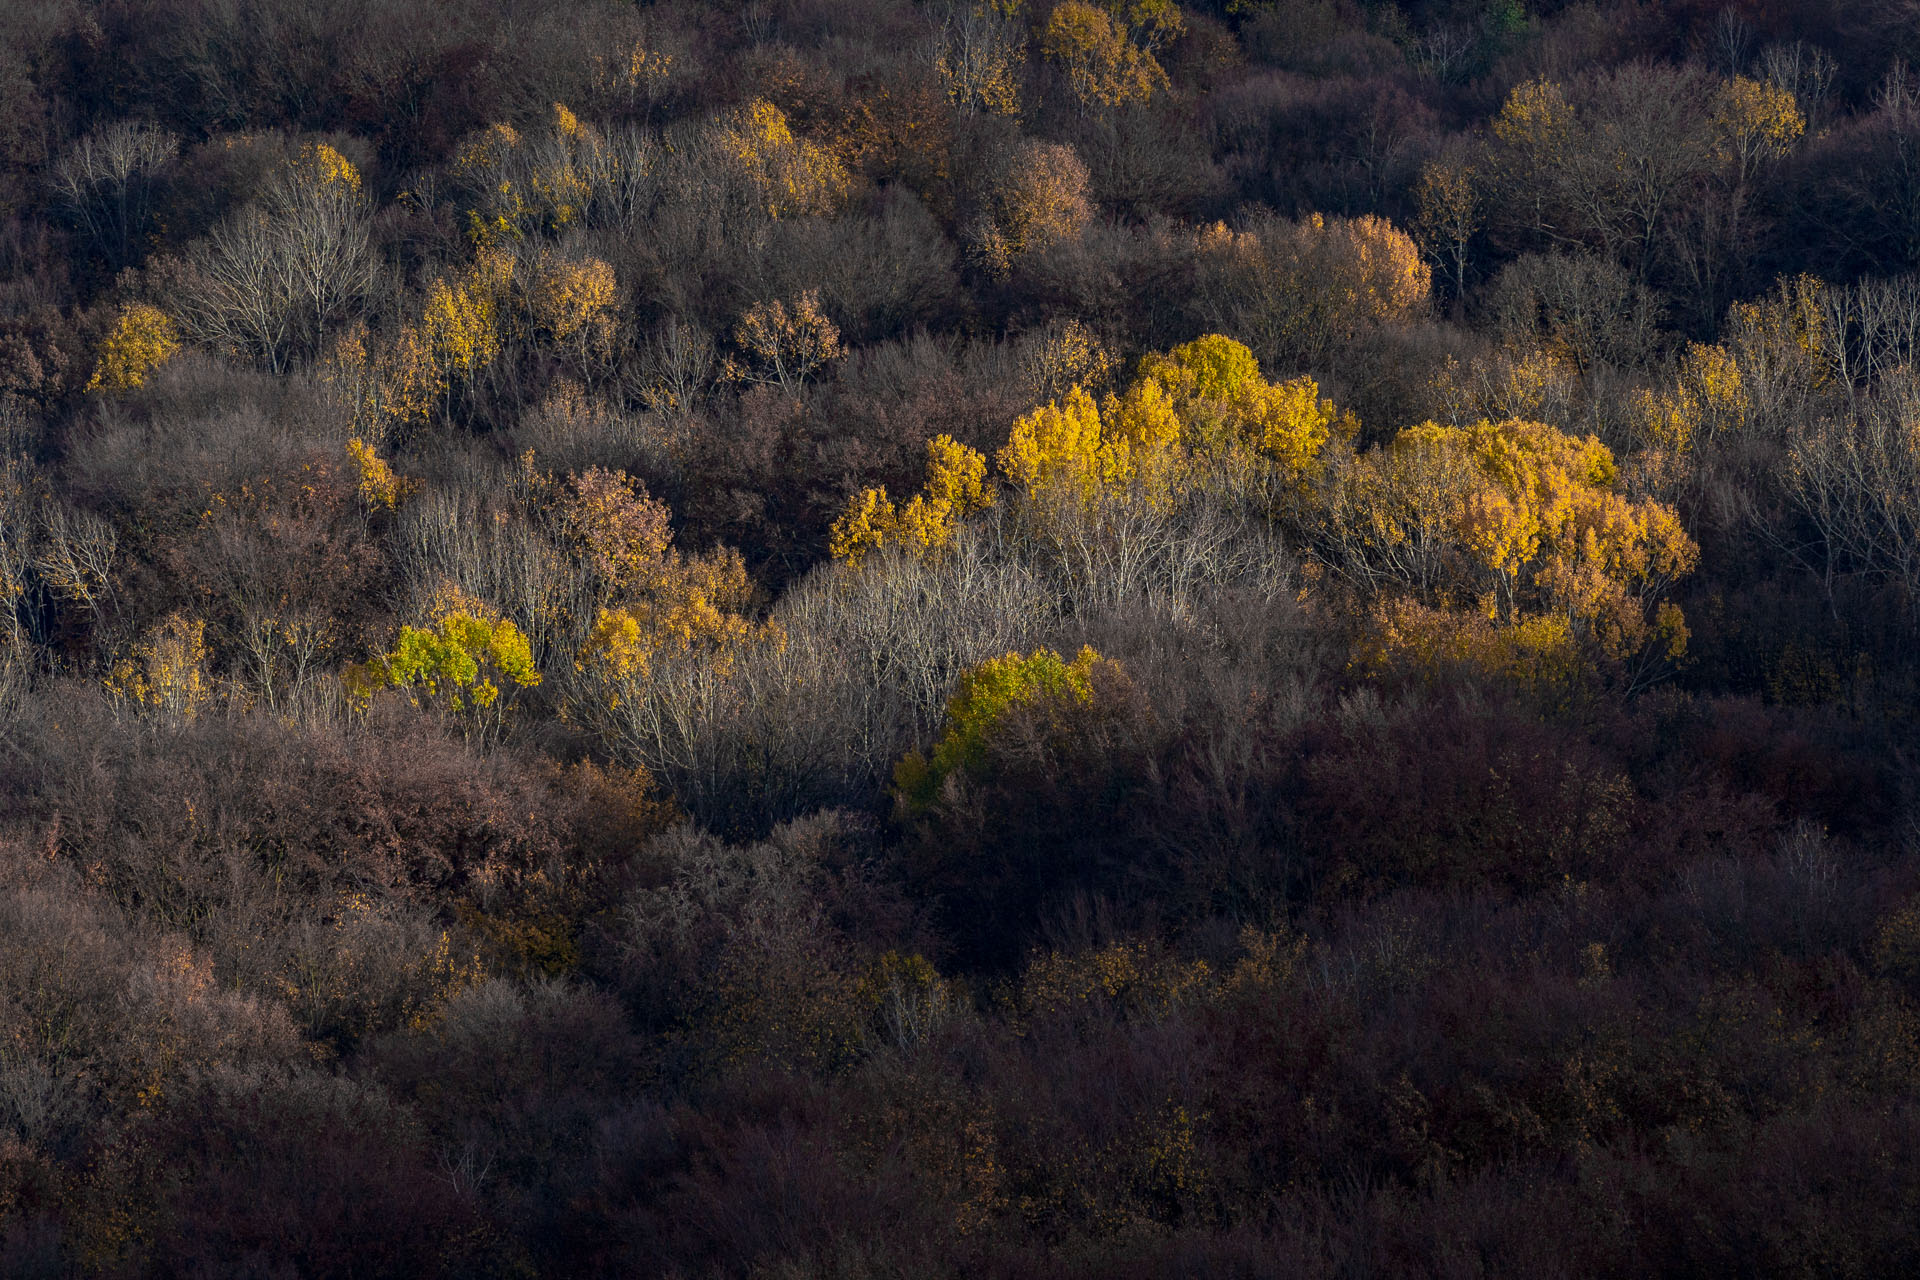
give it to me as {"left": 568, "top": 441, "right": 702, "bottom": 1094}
{"left": 6, "top": 0, "right": 1920, "bottom": 1274}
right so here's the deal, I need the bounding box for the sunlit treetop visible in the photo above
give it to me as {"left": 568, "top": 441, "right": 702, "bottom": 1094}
{"left": 1712, "top": 76, "right": 1805, "bottom": 177}
{"left": 830, "top": 435, "right": 994, "bottom": 566}
{"left": 293, "top": 141, "right": 362, "bottom": 195}
{"left": 87, "top": 303, "right": 179, "bottom": 394}
{"left": 1041, "top": 0, "right": 1171, "bottom": 112}
{"left": 1492, "top": 78, "right": 1573, "bottom": 152}
{"left": 894, "top": 645, "right": 1112, "bottom": 807}
{"left": 717, "top": 99, "right": 851, "bottom": 218}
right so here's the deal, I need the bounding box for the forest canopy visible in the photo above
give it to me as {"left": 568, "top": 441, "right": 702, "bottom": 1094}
{"left": 2, "top": 0, "right": 1920, "bottom": 1275}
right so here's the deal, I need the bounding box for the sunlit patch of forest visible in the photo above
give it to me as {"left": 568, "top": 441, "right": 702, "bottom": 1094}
{"left": 2, "top": 0, "right": 1919, "bottom": 1275}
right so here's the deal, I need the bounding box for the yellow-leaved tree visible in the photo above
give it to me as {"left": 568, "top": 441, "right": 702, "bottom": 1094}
{"left": 453, "top": 104, "right": 609, "bottom": 247}
{"left": 87, "top": 304, "right": 180, "bottom": 394}
{"left": 1317, "top": 416, "right": 1698, "bottom": 671}
{"left": 723, "top": 290, "right": 844, "bottom": 399}
{"left": 716, "top": 99, "right": 852, "bottom": 219}
{"left": 828, "top": 333, "right": 1337, "bottom": 613}
{"left": 1040, "top": 0, "right": 1180, "bottom": 113}
{"left": 566, "top": 475, "right": 779, "bottom": 794}
{"left": 528, "top": 254, "right": 619, "bottom": 373}
{"left": 347, "top": 585, "right": 541, "bottom": 746}
{"left": 346, "top": 437, "right": 416, "bottom": 513}
{"left": 934, "top": 1, "right": 1026, "bottom": 118}
{"left": 829, "top": 333, "right": 1346, "bottom": 597}
{"left": 995, "top": 333, "right": 1349, "bottom": 512}
{"left": 105, "top": 613, "right": 213, "bottom": 720}
{"left": 1712, "top": 76, "right": 1805, "bottom": 186}
{"left": 830, "top": 435, "right": 994, "bottom": 566}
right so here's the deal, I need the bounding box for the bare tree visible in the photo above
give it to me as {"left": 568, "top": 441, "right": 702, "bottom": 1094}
{"left": 167, "top": 150, "right": 375, "bottom": 372}
{"left": 34, "top": 501, "right": 117, "bottom": 638}
{"left": 1785, "top": 381, "right": 1920, "bottom": 611}
{"left": 1759, "top": 41, "right": 1838, "bottom": 134}
{"left": 50, "top": 122, "right": 178, "bottom": 271}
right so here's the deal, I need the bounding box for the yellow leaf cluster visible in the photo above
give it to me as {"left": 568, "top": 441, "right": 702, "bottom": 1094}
{"left": 1000, "top": 386, "right": 1124, "bottom": 501}
{"left": 1137, "top": 333, "right": 1349, "bottom": 469}
{"left": 1713, "top": 76, "right": 1805, "bottom": 175}
{"left": 1492, "top": 78, "right": 1572, "bottom": 153}
{"left": 726, "top": 290, "right": 843, "bottom": 394}
{"left": 293, "top": 141, "right": 362, "bottom": 194}
{"left": 423, "top": 250, "right": 511, "bottom": 378}
{"left": 834, "top": 333, "right": 1351, "bottom": 559}
{"left": 717, "top": 99, "right": 851, "bottom": 218}
{"left": 530, "top": 255, "right": 618, "bottom": 362}
{"left": 934, "top": 3, "right": 1025, "bottom": 118}
{"left": 1631, "top": 341, "right": 1749, "bottom": 458}
{"left": 997, "top": 334, "right": 1344, "bottom": 511}
{"left": 321, "top": 320, "right": 443, "bottom": 436}
{"left": 105, "top": 613, "right": 211, "bottom": 719}
{"left": 1040, "top": 0, "right": 1170, "bottom": 111}
{"left": 87, "top": 304, "right": 180, "bottom": 394}
{"left": 1352, "top": 417, "right": 1698, "bottom": 658}
{"left": 580, "top": 546, "right": 761, "bottom": 687}
{"left": 455, "top": 108, "right": 603, "bottom": 245}
{"left": 346, "top": 437, "right": 415, "bottom": 512}
{"left": 830, "top": 435, "right": 993, "bottom": 565}
{"left": 1020, "top": 318, "right": 1116, "bottom": 402}
{"left": 592, "top": 40, "right": 675, "bottom": 112}
{"left": 1724, "top": 273, "right": 1835, "bottom": 387}
{"left": 454, "top": 123, "right": 521, "bottom": 179}
{"left": 1305, "top": 212, "right": 1433, "bottom": 326}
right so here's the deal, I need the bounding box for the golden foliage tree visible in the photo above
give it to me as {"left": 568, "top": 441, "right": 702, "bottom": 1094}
{"left": 453, "top": 106, "right": 610, "bottom": 246}
{"left": 725, "top": 290, "right": 844, "bottom": 398}
{"left": 87, "top": 303, "right": 180, "bottom": 394}
{"left": 529, "top": 254, "right": 619, "bottom": 371}
{"left": 346, "top": 437, "right": 415, "bottom": 513}
{"left": 716, "top": 99, "right": 852, "bottom": 219}
{"left": 934, "top": 1, "right": 1026, "bottom": 118}
{"left": 832, "top": 334, "right": 1346, "bottom": 583}
{"left": 564, "top": 473, "right": 778, "bottom": 790}
{"left": 106, "top": 613, "right": 213, "bottom": 720}
{"left": 830, "top": 435, "right": 994, "bottom": 565}
{"left": 1319, "top": 416, "right": 1698, "bottom": 663}
{"left": 996, "top": 333, "right": 1347, "bottom": 510}
{"left": 1040, "top": 0, "right": 1175, "bottom": 113}
{"left": 1712, "top": 75, "right": 1805, "bottom": 184}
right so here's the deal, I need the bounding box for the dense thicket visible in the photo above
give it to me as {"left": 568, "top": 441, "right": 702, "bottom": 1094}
{"left": 3, "top": 1, "right": 1919, "bottom": 1276}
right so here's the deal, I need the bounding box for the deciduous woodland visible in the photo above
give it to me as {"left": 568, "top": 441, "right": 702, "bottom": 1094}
{"left": 4, "top": 0, "right": 1920, "bottom": 1274}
